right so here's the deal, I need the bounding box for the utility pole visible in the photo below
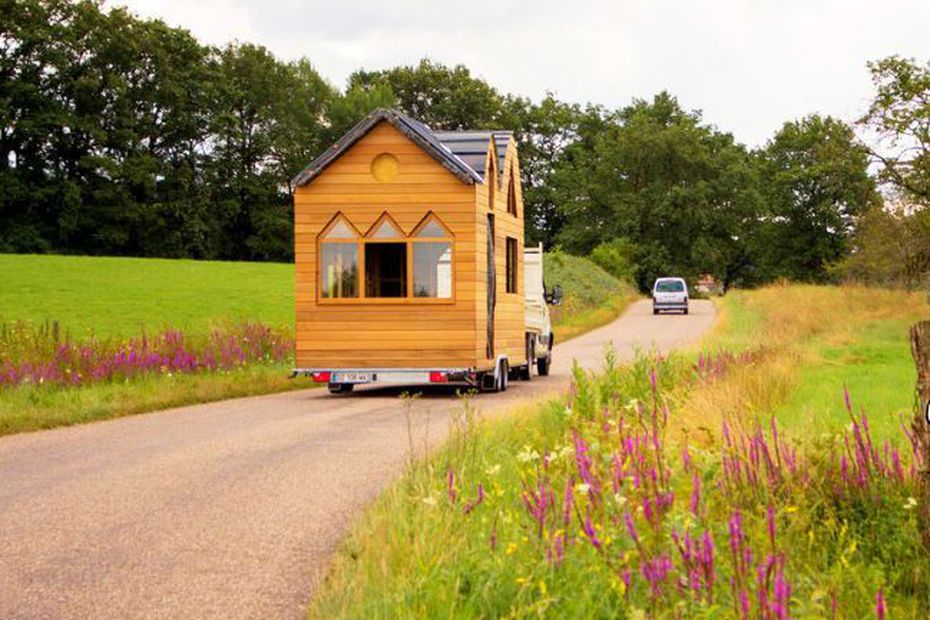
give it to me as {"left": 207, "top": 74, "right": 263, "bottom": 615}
{"left": 909, "top": 320, "right": 930, "bottom": 551}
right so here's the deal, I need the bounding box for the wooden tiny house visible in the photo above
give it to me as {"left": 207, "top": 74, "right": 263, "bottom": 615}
{"left": 291, "top": 108, "right": 539, "bottom": 392}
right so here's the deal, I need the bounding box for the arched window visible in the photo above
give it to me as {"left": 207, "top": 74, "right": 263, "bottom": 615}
{"left": 506, "top": 164, "right": 518, "bottom": 216}
{"left": 411, "top": 213, "right": 453, "bottom": 299}
{"left": 364, "top": 213, "right": 407, "bottom": 298}
{"left": 486, "top": 149, "right": 496, "bottom": 210}
{"left": 319, "top": 214, "right": 360, "bottom": 298}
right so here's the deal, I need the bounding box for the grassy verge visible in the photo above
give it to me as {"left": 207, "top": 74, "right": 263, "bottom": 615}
{"left": 0, "top": 363, "right": 307, "bottom": 435}
{"left": 309, "top": 284, "right": 930, "bottom": 619}
{"left": 543, "top": 250, "right": 638, "bottom": 342}
{"left": 685, "top": 284, "right": 929, "bottom": 442}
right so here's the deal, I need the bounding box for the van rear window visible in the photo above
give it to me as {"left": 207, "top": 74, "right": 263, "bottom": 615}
{"left": 655, "top": 280, "right": 684, "bottom": 293}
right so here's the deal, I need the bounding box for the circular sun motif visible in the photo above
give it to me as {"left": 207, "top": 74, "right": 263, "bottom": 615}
{"left": 370, "top": 153, "right": 399, "bottom": 182}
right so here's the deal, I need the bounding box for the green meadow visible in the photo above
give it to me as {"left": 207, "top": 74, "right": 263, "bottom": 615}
{"left": 0, "top": 254, "right": 294, "bottom": 338}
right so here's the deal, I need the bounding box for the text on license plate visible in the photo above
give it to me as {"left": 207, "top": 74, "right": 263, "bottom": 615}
{"left": 333, "top": 372, "right": 372, "bottom": 383}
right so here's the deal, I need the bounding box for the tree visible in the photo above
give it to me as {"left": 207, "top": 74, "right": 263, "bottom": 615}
{"left": 348, "top": 59, "right": 504, "bottom": 130}
{"left": 554, "top": 92, "right": 762, "bottom": 291}
{"left": 835, "top": 204, "right": 930, "bottom": 289}
{"left": 207, "top": 43, "right": 331, "bottom": 261}
{"left": 861, "top": 56, "right": 930, "bottom": 206}
{"left": 324, "top": 83, "right": 396, "bottom": 145}
{"left": 756, "top": 115, "right": 879, "bottom": 282}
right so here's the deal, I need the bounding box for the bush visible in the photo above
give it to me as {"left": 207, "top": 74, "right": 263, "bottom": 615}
{"left": 590, "top": 238, "right": 638, "bottom": 282}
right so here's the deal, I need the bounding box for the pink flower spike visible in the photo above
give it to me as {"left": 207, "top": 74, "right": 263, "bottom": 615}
{"left": 875, "top": 587, "right": 886, "bottom": 620}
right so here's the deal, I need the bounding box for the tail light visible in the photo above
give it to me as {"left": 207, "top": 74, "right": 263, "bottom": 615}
{"left": 429, "top": 371, "right": 449, "bottom": 383}
{"left": 310, "top": 371, "right": 331, "bottom": 383}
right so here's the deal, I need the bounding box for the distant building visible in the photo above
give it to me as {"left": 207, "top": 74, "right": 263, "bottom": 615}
{"left": 695, "top": 274, "right": 721, "bottom": 295}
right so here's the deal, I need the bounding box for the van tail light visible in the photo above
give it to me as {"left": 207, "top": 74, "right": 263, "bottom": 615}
{"left": 429, "top": 371, "right": 449, "bottom": 383}
{"left": 311, "top": 371, "right": 331, "bottom": 383}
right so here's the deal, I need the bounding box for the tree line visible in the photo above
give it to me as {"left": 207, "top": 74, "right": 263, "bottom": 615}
{"left": 2, "top": 0, "right": 929, "bottom": 290}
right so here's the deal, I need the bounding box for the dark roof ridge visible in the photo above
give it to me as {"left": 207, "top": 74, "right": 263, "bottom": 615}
{"left": 291, "top": 108, "right": 483, "bottom": 187}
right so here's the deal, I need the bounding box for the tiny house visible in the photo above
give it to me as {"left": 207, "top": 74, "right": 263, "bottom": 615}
{"left": 291, "top": 109, "right": 551, "bottom": 393}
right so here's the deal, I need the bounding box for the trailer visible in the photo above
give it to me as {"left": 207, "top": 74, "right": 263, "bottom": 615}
{"left": 290, "top": 108, "right": 556, "bottom": 393}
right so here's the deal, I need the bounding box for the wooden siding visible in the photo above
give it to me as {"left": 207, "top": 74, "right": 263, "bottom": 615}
{"left": 473, "top": 138, "right": 527, "bottom": 369}
{"left": 294, "top": 122, "right": 480, "bottom": 369}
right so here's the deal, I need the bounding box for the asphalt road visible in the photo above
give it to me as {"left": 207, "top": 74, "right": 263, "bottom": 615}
{"left": 0, "top": 300, "right": 714, "bottom": 620}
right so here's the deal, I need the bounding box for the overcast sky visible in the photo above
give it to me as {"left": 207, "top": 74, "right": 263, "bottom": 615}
{"left": 112, "top": 0, "right": 929, "bottom": 147}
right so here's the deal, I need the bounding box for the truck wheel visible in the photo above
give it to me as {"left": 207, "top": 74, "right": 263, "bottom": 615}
{"left": 499, "top": 360, "right": 509, "bottom": 392}
{"left": 328, "top": 383, "right": 354, "bottom": 394}
{"left": 683, "top": 307, "right": 689, "bottom": 315}
{"left": 536, "top": 335, "right": 552, "bottom": 376}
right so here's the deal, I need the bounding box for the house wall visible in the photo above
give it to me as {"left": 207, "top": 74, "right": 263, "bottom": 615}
{"left": 473, "top": 139, "right": 527, "bottom": 369}
{"left": 294, "top": 122, "right": 480, "bottom": 369}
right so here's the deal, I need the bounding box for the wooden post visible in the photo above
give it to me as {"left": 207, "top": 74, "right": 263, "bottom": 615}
{"left": 909, "top": 321, "right": 930, "bottom": 551}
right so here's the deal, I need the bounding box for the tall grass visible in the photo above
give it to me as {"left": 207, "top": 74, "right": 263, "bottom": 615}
{"left": 0, "top": 320, "right": 292, "bottom": 387}
{"left": 309, "top": 284, "right": 930, "bottom": 619}
{"left": 682, "top": 284, "right": 929, "bottom": 443}
{"left": 310, "top": 352, "right": 928, "bottom": 618}
{"left": 0, "top": 320, "right": 296, "bottom": 434}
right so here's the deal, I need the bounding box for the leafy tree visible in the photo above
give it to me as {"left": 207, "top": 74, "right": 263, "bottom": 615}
{"left": 554, "top": 92, "right": 762, "bottom": 291}
{"left": 861, "top": 56, "right": 930, "bottom": 206}
{"left": 348, "top": 59, "right": 504, "bottom": 130}
{"left": 835, "top": 204, "right": 930, "bottom": 289}
{"left": 324, "top": 83, "right": 396, "bottom": 145}
{"left": 755, "top": 115, "right": 879, "bottom": 282}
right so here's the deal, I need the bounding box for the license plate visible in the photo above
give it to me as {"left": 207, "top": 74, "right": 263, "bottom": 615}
{"left": 332, "top": 372, "right": 372, "bottom": 384}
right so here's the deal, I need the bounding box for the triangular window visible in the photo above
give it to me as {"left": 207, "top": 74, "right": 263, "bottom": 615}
{"left": 322, "top": 215, "right": 358, "bottom": 239}
{"left": 368, "top": 215, "right": 403, "bottom": 238}
{"left": 414, "top": 214, "right": 450, "bottom": 238}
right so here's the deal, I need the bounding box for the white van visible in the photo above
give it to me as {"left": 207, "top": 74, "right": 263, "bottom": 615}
{"left": 652, "top": 277, "right": 689, "bottom": 315}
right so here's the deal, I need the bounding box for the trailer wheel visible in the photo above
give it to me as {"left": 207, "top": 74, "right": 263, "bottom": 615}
{"left": 328, "top": 383, "right": 354, "bottom": 394}
{"left": 536, "top": 333, "right": 553, "bottom": 376}
{"left": 499, "top": 360, "right": 509, "bottom": 392}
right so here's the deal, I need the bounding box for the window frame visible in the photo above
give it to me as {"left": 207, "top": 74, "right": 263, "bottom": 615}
{"left": 316, "top": 212, "right": 455, "bottom": 305}
{"left": 318, "top": 214, "right": 362, "bottom": 300}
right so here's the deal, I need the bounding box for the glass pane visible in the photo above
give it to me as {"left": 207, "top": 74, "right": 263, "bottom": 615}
{"left": 413, "top": 242, "right": 452, "bottom": 298}
{"left": 369, "top": 218, "right": 403, "bottom": 238}
{"left": 365, "top": 242, "right": 407, "bottom": 297}
{"left": 415, "top": 217, "right": 448, "bottom": 238}
{"left": 324, "top": 218, "right": 356, "bottom": 239}
{"left": 321, "top": 243, "right": 358, "bottom": 298}
{"left": 655, "top": 280, "right": 685, "bottom": 292}
{"left": 506, "top": 238, "right": 517, "bottom": 293}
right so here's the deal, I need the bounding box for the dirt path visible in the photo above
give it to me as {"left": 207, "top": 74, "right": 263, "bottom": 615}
{"left": 0, "top": 300, "right": 714, "bottom": 620}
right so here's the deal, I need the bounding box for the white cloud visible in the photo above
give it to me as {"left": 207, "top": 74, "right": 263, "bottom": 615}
{"left": 110, "top": 0, "right": 930, "bottom": 147}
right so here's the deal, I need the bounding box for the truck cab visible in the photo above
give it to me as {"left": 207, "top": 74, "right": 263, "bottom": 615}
{"left": 523, "top": 244, "right": 555, "bottom": 377}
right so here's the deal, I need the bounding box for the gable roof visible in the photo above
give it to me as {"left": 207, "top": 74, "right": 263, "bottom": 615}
{"left": 291, "top": 108, "right": 512, "bottom": 187}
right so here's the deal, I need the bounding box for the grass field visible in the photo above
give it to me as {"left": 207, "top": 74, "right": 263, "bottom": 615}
{"left": 0, "top": 252, "right": 628, "bottom": 342}
{"left": 691, "top": 284, "right": 929, "bottom": 442}
{"left": 0, "top": 254, "right": 294, "bottom": 338}
{"left": 308, "top": 284, "right": 930, "bottom": 619}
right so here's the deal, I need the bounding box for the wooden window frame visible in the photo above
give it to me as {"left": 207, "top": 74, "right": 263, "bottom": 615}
{"left": 317, "top": 212, "right": 455, "bottom": 305}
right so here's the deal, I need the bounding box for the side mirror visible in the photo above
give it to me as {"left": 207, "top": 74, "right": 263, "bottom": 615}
{"left": 546, "top": 284, "right": 563, "bottom": 306}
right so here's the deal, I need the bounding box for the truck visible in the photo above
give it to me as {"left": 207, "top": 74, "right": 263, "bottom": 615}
{"left": 288, "top": 108, "right": 558, "bottom": 394}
